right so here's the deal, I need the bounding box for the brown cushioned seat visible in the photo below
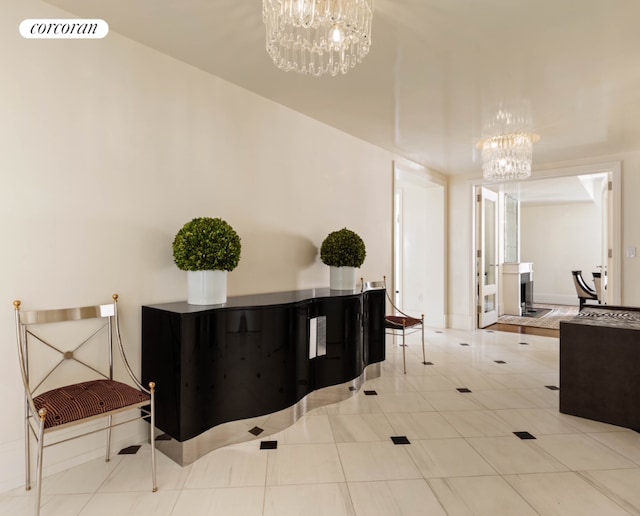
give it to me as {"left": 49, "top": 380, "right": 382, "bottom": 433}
{"left": 34, "top": 379, "right": 150, "bottom": 429}
{"left": 385, "top": 315, "right": 422, "bottom": 329}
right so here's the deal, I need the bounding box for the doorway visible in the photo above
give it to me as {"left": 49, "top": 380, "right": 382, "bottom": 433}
{"left": 393, "top": 160, "right": 446, "bottom": 328}
{"left": 474, "top": 162, "right": 621, "bottom": 329}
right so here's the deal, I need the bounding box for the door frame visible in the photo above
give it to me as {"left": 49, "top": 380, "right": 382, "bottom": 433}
{"left": 471, "top": 160, "right": 621, "bottom": 329}
{"left": 477, "top": 186, "right": 499, "bottom": 327}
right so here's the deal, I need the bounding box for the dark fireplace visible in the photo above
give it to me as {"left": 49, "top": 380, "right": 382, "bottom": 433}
{"left": 520, "top": 272, "right": 534, "bottom": 313}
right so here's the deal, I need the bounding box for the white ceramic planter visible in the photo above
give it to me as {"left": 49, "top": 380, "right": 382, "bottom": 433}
{"left": 187, "top": 270, "right": 227, "bottom": 305}
{"left": 329, "top": 266, "right": 357, "bottom": 290}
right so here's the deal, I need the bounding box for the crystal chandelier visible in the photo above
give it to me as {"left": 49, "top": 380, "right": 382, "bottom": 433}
{"left": 262, "top": 0, "right": 374, "bottom": 77}
{"left": 480, "top": 104, "right": 539, "bottom": 181}
{"left": 481, "top": 133, "right": 537, "bottom": 181}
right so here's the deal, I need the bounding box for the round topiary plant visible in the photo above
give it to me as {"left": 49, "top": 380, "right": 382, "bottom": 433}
{"left": 320, "top": 228, "right": 366, "bottom": 268}
{"left": 172, "top": 217, "right": 241, "bottom": 271}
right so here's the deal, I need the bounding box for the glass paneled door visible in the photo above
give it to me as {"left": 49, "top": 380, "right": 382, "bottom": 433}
{"left": 477, "top": 187, "right": 498, "bottom": 328}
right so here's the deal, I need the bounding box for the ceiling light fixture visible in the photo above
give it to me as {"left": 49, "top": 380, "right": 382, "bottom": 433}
{"left": 262, "top": 0, "right": 374, "bottom": 77}
{"left": 481, "top": 132, "right": 540, "bottom": 181}
{"left": 479, "top": 105, "right": 539, "bottom": 181}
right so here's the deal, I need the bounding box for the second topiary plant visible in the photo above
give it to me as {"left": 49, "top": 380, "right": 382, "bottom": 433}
{"left": 320, "top": 228, "right": 366, "bottom": 290}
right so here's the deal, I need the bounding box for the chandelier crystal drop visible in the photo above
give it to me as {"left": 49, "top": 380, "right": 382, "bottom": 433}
{"left": 262, "top": 0, "right": 374, "bottom": 77}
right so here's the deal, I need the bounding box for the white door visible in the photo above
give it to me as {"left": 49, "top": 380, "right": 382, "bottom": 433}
{"left": 477, "top": 187, "right": 498, "bottom": 328}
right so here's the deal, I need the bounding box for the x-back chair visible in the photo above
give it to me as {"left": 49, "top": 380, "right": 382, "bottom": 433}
{"left": 13, "top": 294, "right": 157, "bottom": 516}
{"left": 362, "top": 277, "right": 426, "bottom": 374}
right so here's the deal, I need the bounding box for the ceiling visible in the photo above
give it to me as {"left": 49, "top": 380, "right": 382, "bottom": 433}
{"left": 45, "top": 0, "right": 640, "bottom": 177}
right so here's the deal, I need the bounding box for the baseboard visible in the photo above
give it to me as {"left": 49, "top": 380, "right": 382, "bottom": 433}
{"left": 448, "top": 313, "right": 476, "bottom": 331}
{"left": 425, "top": 314, "right": 447, "bottom": 329}
{"left": 534, "top": 294, "right": 579, "bottom": 306}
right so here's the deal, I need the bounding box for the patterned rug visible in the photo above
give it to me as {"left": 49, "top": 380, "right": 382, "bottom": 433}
{"left": 575, "top": 306, "right": 640, "bottom": 329}
{"left": 497, "top": 304, "right": 579, "bottom": 329}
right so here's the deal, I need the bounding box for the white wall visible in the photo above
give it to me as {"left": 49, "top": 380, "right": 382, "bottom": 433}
{"left": 620, "top": 154, "right": 640, "bottom": 304}
{"left": 448, "top": 176, "right": 476, "bottom": 329}
{"left": 0, "top": 0, "right": 393, "bottom": 492}
{"left": 520, "top": 202, "right": 602, "bottom": 305}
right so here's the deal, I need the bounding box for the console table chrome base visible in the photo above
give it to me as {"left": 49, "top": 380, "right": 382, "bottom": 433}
{"left": 155, "top": 362, "right": 381, "bottom": 466}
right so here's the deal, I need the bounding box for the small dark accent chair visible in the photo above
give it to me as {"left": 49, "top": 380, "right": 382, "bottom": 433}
{"left": 362, "top": 276, "right": 426, "bottom": 374}
{"left": 13, "top": 295, "right": 158, "bottom": 516}
{"left": 571, "top": 270, "right": 599, "bottom": 309}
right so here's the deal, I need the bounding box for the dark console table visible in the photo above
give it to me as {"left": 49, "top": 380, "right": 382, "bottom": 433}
{"left": 560, "top": 305, "right": 640, "bottom": 429}
{"left": 142, "top": 287, "right": 385, "bottom": 465}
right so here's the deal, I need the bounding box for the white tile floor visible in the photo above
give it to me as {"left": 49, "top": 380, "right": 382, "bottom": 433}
{"left": 3, "top": 327, "right": 640, "bottom": 515}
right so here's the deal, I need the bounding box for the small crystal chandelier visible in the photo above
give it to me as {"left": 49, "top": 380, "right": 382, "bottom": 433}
{"left": 480, "top": 104, "right": 539, "bottom": 182}
{"left": 481, "top": 133, "right": 537, "bottom": 181}
{"left": 262, "top": 0, "right": 374, "bottom": 77}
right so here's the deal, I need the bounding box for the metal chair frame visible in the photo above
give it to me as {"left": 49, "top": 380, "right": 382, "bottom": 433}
{"left": 13, "top": 294, "right": 157, "bottom": 516}
{"left": 362, "top": 277, "right": 426, "bottom": 374}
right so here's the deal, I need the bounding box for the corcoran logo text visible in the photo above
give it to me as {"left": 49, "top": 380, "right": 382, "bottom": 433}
{"left": 19, "top": 19, "right": 109, "bottom": 39}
